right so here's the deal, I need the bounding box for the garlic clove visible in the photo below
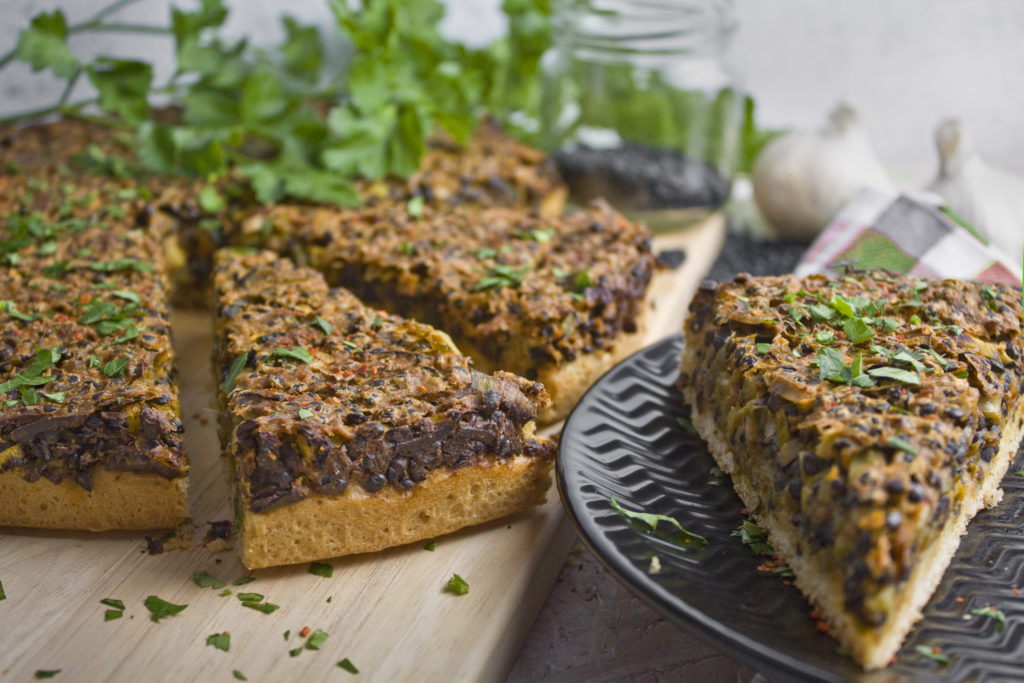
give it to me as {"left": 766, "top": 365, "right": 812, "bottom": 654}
{"left": 753, "top": 104, "right": 891, "bottom": 242}
{"left": 927, "top": 118, "right": 1024, "bottom": 262}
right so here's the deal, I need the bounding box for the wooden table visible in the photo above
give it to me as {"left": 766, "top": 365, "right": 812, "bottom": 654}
{"left": 0, "top": 215, "right": 725, "bottom": 682}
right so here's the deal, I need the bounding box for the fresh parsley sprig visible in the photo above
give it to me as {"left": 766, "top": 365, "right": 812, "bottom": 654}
{"left": 2, "top": 0, "right": 554, "bottom": 205}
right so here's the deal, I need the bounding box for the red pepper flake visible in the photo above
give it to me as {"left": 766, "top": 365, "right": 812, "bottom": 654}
{"left": 955, "top": 596, "right": 964, "bottom": 603}
{"left": 740, "top": 508, "right": 750, "bottom": 516}
{"left": 1013, "top": 588, "right": 1020, "bottom": 596}
{"left": 299, "top": 626, "right": 311, "bottom": 638}
{"left": 417, "top": 384, "right": 428, "bottom": 393}
{"left": 200, "top": 418, "right": 209, "bottom": 426}
{"left": 932, "top": 646, "right": 943, "bottom": 655}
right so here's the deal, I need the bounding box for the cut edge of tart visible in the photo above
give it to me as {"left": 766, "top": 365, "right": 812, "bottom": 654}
{"left": 213, "top": 249, "right": 556, "bottom": 569}
{"left": 679, "top": 270, "right": 1024, "bottom": 670}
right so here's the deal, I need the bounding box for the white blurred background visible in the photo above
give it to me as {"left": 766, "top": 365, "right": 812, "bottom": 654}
{"left": 2, "top": 0, "right": 1023, "bottom": 186}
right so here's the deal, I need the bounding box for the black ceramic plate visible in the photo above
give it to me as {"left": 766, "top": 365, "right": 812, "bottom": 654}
{"left": 557, "top": 334, "right": 1024, "bottom": 682}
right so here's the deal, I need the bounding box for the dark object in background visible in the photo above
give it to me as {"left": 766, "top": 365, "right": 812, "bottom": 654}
{"left": 707, "top": 228, "right": 807, "bottom": 283}
{"left": 554, "top": 144, "right": 730, "bottom": 211}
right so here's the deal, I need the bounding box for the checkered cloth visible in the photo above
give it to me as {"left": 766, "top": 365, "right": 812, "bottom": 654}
{"left": 794, "top": 188, "right": 1022, "bottom": 286}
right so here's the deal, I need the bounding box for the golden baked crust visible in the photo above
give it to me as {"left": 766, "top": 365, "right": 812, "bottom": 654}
{"left": 213, "top": 249, "right": 555, "bottom": 568}
{"left": 680, "top": 271, "right": 1024, "bottom": 669}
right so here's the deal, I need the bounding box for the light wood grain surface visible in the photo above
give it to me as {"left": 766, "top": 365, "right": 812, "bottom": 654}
{"left": 0, "top": 215, "right": 724, "bottom": 682}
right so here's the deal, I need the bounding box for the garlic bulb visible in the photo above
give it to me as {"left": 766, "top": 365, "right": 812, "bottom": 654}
{"left": 752, "top": 104, "right": 892, "bottom": 241}
{"left": 927, "top": 118, "right": 1024, "bottom": 262}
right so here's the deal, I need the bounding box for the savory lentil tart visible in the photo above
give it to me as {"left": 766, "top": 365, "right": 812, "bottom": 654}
{"left": 0, "top": 156, "right": 189, "bottom": 530}
{"left": 229, "top": 199, "right": 657, "bottom": 423}
{"left": 212, "top": 249, "right": 555, "bottom": 569}
{"left": 679, "top": 271, "right": 1024, "bottom": 669}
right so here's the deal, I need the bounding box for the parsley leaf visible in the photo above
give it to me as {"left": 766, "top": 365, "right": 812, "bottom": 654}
{"left": 206, "top": 632, "right": 230, "bottom": 652}
{"left": 241, "top": 601, "right": 279, "bottom": 614}
{"left": 233, "top": 671, "right": 247, "bottom": 681}
{"left": 0, "top": 300, "right": 37, "bottom": 322}
{"left": 866, "top": 366, "right": 920, "bottom": 386}
{"left": 193, "top": 570, "right": 226, "bottom": 589}
{"left": 271, "top": 346, "right": 313, "bottom": 364}
{"left": 610, "top": 496, "right": 708, "bottom": 547}
{"left": 221, "top": 351, "right": 250, "bottom": 393}
{"left": 15, "top": 10, "right": 78, "bottom": 78}
{"left": 101, "top": 357, "right": 129, "bottom": 379}
{"left": 447, "top": 574, "right": 469, "bottom": 596}
{"left": 337, "top": 658, "right": 359, "bottom": 674}
{"left": 732, "top": 520, "right": 774, "bottom": 555}
{"left": 313, "top": 316, "right": 334, "bottom": 336}
{"left": 309, "top": 562, "right": 333, "bottom": 578}
{"left": 99, "top": 598, "right": 124, "bottom": 610}
{"left": 842, "top": 318, "right": 874, "bottom": 344}
{"left": 915, "top": 644, "right": 950, "bottom": 666}
{"left": 306, "top": 629, "right": 329, "bottom": 650}
{"left": 971, "top": 605, "right": 1006, "bottom": 631}
{"left": 885, "top": 436, "right": 917, "bottom": 456}
{"left": 143, "top": 595, "right": 188, "bottom": 622}
{"left": 34, "top": 670, "right": 62, "bottom": 680}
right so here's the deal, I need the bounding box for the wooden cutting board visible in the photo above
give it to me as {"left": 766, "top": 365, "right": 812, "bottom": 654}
{"left": 0, "top": 215, "right": 724, "bottom": 682}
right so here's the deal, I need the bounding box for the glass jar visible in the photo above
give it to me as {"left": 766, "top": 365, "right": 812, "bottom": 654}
{"left": 541, "top": 0, "right": 742, "bottom": 231}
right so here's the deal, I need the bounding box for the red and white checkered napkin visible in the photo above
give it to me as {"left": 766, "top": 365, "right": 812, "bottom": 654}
{"left": 794, "top": 187, "right": 1022, "bottom": 286}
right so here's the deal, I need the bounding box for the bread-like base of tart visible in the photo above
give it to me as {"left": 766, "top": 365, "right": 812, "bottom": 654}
{"left": 0, "top": 469, "right": 189, "bottom": 531}
{"left": 239, "top": 455, "right": 552, "bottom": 570}
{"left": 680, "top": 344, "right": 1024, "bottom": 670}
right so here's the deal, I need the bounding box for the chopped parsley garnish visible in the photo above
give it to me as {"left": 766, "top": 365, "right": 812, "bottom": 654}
{"left": 518, "top": 228, "right": 554, "bottom": 242}
{"left": 953, "top": 369, "right": 970, "bottom": 379}
{"left": 915, "top": 644, "right": 950, "bottom": 666}
{"left": 87, "top": 354, "right": 101, "bottom": 369}
{"left": 424, "top": 540, "right": 436, "bottom": 551}
{"left": 732, "top": 520, "right": 774, "bottom": 555}
{"left": 89, "top": 258, "right": 155, "bottom": 273}
{"left": 971, "top": 605, "right": 1005, "bottom": 630}
{"left": 297, "top": 408, "right": 314, "bottom": 420}
{"left": 232, "top": 576, "right": 255, "bottom": 586}
{"left": 143, "top": 595, "right": 187, "bottom": 622}
{"left": 0, "top": 347, "right": 61, "bottom": 396}
{"left": 34, "top": 670, "right": 61, "bottom": 679}
{"left": 406, "top": 195, "right": 425, "bottom": 218}
{"left": 370, "top": 314, "right": 384, "bottom": 330}
{"left": 341, "top": 340, "right": 359, "bottom": 350}
{"left": 842, "top": 318, "right": 874, "bottom": 344}
{"left": 206, "top": 632, "right": 231, "bottom": 652}
{"left": 41, "top": 260, "right": 70, "bottom": 278}
{"left": 473, "top": 247, "right": 498, "bottom": 260}
{"left": 610, "top": 496, "right": 708, "bottom": 547}
{"left": 0, "top": 300, "right": 37, "bottom": 322}
{"left": 101, "top": 357, "right": 129, "bottom": 379}
{"left": 309, "top": 562, "right": 333, "bottom": 578}
{"left": 271, "top": 346, "right": 314, "bottom": 364}
{"left": 284, "top": 630, "right": 291, "bottom": 640}
{"left": 0, "top": 580, "right": 5, "bottom": 600}
{"left": 104, "top": 609, "right": 123, "bottom": 621}
{"left": 815, "top": 330, "right": 836, "bottom": 345}
{"left": 236, "top": 592, "right": 263, "bottom": 602}
{"left": 313, "top": 316, "right": 334, "bottom": 335}
{"left": 447, "top": 574, "right": 469, "bottom": 596}
{"left": 885, "top": 436, "right": 917, "bottom": 456}
{"left": 219, "top": 589, "right": 232, "bottom": 597}
{"left": 198, "top": 186, "right": 226, "bottom": 213}
{"left": 193, "top": 570, "right": 226, "bottom": 589}
{"left": 865, "top": 366, "right": 920, "bottom": 386}
{"left": 233, "top": 671, "right": 247, "bottom": 681}
{"left": 708, "top": 466, "right": 727, "bottom": 486}
{"left": 675, "top": 416, "right": 696, "bottom": 434}
{"left": 241, "top": 600, "right": 279, "bottom": 614}
{"left": 99, "top": 598, "right": 124, "bottom": 610}
{"left": 289, "top": 648, "right": 303, "bottom": 658}
{"left": 806, "top": 302, "right": 833, "bottom": 321}
{"left": 755, "top": 342, "right": 771, "bottom": 354}
{"left": 221, "top": 352, "right": 250, "bottom": 393}
{"left": 472, "top": 264, "right": 529, "bottom": 292}
{"left": 112, "top": 289, "right": 140, "bottom": 304}
{"left": 337, "top": 658, "right": 359, "bottom": 674}
{"left": 306, "top": 629, "right": 329, "bottom": 650}
{"left": 813, "top": 348, "right": 874, "bottom": 387}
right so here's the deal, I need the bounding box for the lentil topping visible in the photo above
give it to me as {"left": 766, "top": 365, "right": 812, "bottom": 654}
{"left": 0, "top": 131, "right": 187, "bottom": 488}
{"left": 231, "top": 199, "right": 656, "bottom": 381}
{"left": 213, "top": 250, "right": 554, "bottom": 513}
{"left": 681, "top": 270, "right": 1024, "bottom": 662}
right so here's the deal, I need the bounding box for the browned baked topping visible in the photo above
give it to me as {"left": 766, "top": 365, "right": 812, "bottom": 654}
{"left": 230, "top": 199, "right": 656, "bottom": 380}
{"left": 213, "top": 249, "right": 554, "bottom": 513}
{"left": 0, "top": 146, "right": 187, "bottom": 488}
{"left": 682, "top": 270, "right": 1024, "bottom": 629}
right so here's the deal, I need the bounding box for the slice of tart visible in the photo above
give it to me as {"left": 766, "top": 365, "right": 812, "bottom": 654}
{"left": 679, "top": 270, "right": 1024, "bottom": 669}
{"left": 0, "top": 213, "right": 188, "bottom": 530}
{"left": 212, "top": 249, "right": 555, "bottom": 569}
{"left": 230, "top": 199, "right": 657, "bottom": 422}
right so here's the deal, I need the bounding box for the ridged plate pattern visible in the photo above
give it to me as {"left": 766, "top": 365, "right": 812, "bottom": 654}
{"left": 558, "top": 334, "right": 1024, "bottom": 682}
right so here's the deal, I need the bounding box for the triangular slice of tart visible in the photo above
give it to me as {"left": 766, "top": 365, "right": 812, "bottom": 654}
{"left": 680, "top": 270, "right": 1024, "bottom": 669}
